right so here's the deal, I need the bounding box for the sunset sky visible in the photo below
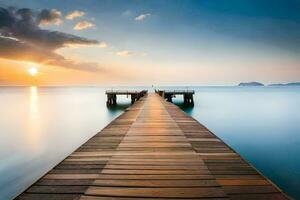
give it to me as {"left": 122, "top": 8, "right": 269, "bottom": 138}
{"left": 0, "top": 0, "right": 300, "bottom": 86}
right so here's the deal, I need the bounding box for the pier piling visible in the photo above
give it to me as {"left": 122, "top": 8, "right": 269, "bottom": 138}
{"left": 106, "top": 90, "right": 147, "bottom": 106}
{"left": 156, "top": 89, "right": 195, "bottom": 106}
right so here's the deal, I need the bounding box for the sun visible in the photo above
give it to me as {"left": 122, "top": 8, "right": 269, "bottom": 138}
{"left": 28, "top": 67, "right": 38, "bottom": 76}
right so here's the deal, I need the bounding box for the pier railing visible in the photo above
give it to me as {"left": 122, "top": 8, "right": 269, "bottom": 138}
{"left": 105, "top": 90, "right": 147, "bottom": 95}
{"left": 163, "top": 90, "right": 195, "bottom": 94}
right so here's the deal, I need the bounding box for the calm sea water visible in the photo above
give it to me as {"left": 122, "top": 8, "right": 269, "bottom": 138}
{"left": 0, "top": 86, "right": 299, "bottom": 199}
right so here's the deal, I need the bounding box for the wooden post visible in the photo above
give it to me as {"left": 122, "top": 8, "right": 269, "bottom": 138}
{"left": 106, "top": 94, "right": 117, "bottom": 106}
{"left": 183, "top": 94, "right": 194, "bottom": 106}
{"left": 131, "top": 94, "right": 136, "bottom": 104}
{"left": 190, "top": 95, "right": 194, "bottom": 106}
{"left": 113, "top": 94, "right": 117, "bottom": 105}
{"left": 106, "top": 94, "right": 112, "bottom": 106}
{"left": 165, "top": 94, "right": 172, "bottom": 102}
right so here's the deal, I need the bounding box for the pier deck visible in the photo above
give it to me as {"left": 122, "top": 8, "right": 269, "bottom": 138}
{"left": 16, "top": 93, "right": 289, "bottom": 200}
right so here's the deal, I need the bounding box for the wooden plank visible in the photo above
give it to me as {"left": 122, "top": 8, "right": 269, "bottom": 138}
{"left": 85, "top": 187, "right": 226, "bottom": 198}
{"left": 26, "top": 185, "right": 88, "bottom": 194}
{"left": 229, "top": 193, "right": 288, "bottom": 200}
{"left": 103, "top": 164, "right": 207, "bottom": 170}
{"left": 80, "top": 196, "right": 229, "bottom": 200}
{"left": 96, "top": 174, "right": 214, "bottom": 180}
{"left": 44, "top": 174, "right": 100, "bottom": 180}
{"left": 223, "top": 185, "right": 279, "bottom": 194}
{"left": 36, "top": 179, "right": 93, "bottom": 186}
{"left": 217, "top": 179, "right": 270, "bottom": 186}
{"left": 105, "top": 161, "right": 205, "bottom": 166}
{"left": 101, "top": 169, "right": 211, "bottom": 175}
{"left": 16, "top": 194, "right": 81, "bottom": 200}
{"left": 92, "top": 179, "right": 219, "bottom": 187}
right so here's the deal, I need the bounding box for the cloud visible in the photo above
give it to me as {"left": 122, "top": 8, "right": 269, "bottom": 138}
{"left": 0, "top": 8, "right": 98, "bottom": 49}
{"left": 65, "top": 41, "right": 107, "bottom": 48}
{"left": 116, "top": 50, "right": 134, "bottom": 57}
{"left": 47, "top": 58, "right": 102, "bottom": 72}
{"left": 65, "top": 10, "right": 85, "bottom": 20}
{"left": 115, "top": 50, "right": 147, "bottom": 57}
{"left": 135, "top": 13, "right": 150, "bottom": 21}
{"left": 0, "top": 7, "right": 97, "bottom": 49}
{"left": 74, "top": 20, "right": 94, "bottom": 30}
{"left": 37, "top": 9, "right": 62, "bottom": 25}
{"left": 0, "top": 7, "right": 104, "bottom": 71}
{"left": 0, "top": 36, "right": 101, "bottom": 71}
{"left": 0, "top": 36, "right": 60, "bottom": 62}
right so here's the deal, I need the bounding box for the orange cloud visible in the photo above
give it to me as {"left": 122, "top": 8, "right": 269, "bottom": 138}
{"left": 65, "top": 10, "right": 85, "bottom": 20}
{"left": 116, "top": 50, "right": 134, "bottom": 57}
{"left": 74, "top": 21, "right": 95, "bottom": 30}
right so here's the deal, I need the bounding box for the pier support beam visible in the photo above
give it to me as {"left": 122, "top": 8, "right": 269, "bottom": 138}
{"left": 184, "top": 94, "right": 194, "bottom": 106}
{"left": 106, "top": 94, "right": 117, "bottom": 107}
{"left": 131, "top": 94, "right": 137, "bottom": 104}
{"left": 165, "top": 94, "right": 173, "bottom": 102}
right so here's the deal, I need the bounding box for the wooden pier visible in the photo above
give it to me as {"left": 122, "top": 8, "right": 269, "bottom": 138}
{"left": 106, "top": 90, "right": 147, "bottom": 106}
{"left": 156, "top": 90, "right": 195, "bottom": 106}
{"left": 16, "top": 93, "right": 289, "bottom": 200}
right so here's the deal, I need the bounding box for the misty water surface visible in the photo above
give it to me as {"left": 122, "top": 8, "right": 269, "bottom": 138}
{"left": 0, "top": 86, "right": 299, "bottom": 199}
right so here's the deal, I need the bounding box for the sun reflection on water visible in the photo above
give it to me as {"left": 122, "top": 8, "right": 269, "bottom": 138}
{"left": 27, "top": 86, "right": 41, "bottom": 149}
{"left": 30, "top": 86, "right": 39, "bottom": 118}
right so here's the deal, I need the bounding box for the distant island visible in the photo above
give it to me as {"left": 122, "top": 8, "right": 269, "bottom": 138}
{"left": 268, "top": 82, "right": 300, "bottom": 86}
{"left": 238, "top": 82, "right": 264, "bottom": 86}
{"left": 238, "top": 82, "right": 300, "bottom": 86}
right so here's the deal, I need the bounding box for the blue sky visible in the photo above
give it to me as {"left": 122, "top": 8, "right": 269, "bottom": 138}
{"left": 0, "top": 0, "right": 300, "bottom": 85}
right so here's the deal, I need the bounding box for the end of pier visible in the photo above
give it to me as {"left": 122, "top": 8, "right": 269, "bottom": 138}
{"left": 105, "top": 90, "right": 147, "bottom": 106}
{"left": 156, "top": 89, "right": 195, "bottom": 106}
